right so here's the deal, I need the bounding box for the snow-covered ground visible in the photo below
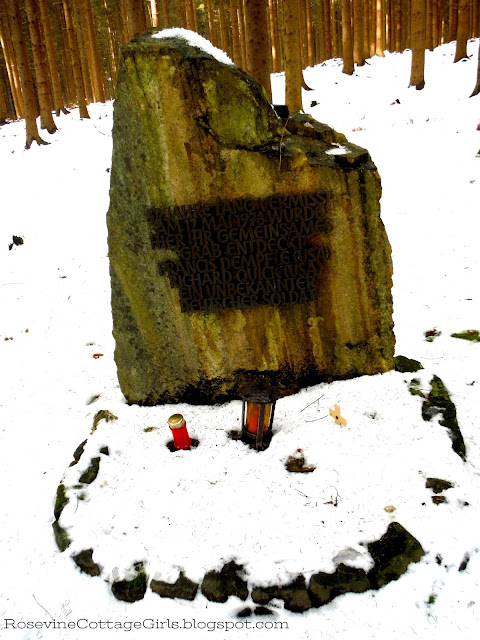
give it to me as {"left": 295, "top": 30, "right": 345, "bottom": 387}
{"left": 1, "top": 40, "right": 479, "bottom": 639}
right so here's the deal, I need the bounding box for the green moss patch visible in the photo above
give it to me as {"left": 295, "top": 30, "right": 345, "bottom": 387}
{"left": 52, "top": 521, "right": 71, "bottom": 552}
{"left": 451, "top": 330, "right": 480, "bottom": 343}
{"left": 394, "top": 355, "right": 424, "bottom": 373}
{"left": 408, "top": 378, "right": 425, "bottom": 398}
{"left": 54, "top": 483, "right": 69, "bottom": 520}
{"left": 422, "top": 376, "right": 466, "bottom": 461}
{"left": 309, "top": 564, "right": 371, "bottom": 607}
{"left": 112, "top": 566, "right": 148, "bottom": 602}
{"left": 69, "top": 439, "right": 88, "bottom": 467}
{"left": 91, "top": 410, "right": 118, "bottom": 434}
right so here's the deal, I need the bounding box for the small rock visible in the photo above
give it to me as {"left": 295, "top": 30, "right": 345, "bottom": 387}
{"left": 79, "top": 457, "right": 101, "bottom": 484}
{"left": 112, "top": 568, "right": 147, "bottom": 602}
{"left": 151, "top": 572, "right": 198, "bottom": 600}
{"left": 367, "top": 522, "right": 425, "bottom": 589}
{"left": 252, "top": 575, "right": 312, "bottom": 612}
{"left": 72, "top": 549, "right": 102, "bottom": 576}
{"left": 394, "top": 355, "right": 423, "bottom": 373}
{"left": 425, "top": 478, "right": 454, "bottom": 494}
{"left": 201, "top": 561, "right": 248, "bottom": 603}
{"left": 309, "top": 564, "right": 371, "bottom": 607}
{"left": 432, "top": 495, "right": 447, "bottom": 505}
{"left": 52, "top": 521, "right": 71, "bottom": 552}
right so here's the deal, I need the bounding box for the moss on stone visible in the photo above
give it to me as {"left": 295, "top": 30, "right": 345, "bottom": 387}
{"left": 72, "top": 549, "right": 102, "bottom": 576}
{"left": 52, "top": 521, "right": 71, "bottom": 552}
{"left": 408, "top": 378, "right": 425, "bottom": 398}
{"left": 79, "top": 457, "right": 101, "bottom": 484}
{"left": 394, "top": 355, "right": 424, "bottom": 373}
{"left": 151, "top": 572, "right": 198, "bottom": 600}
{"left": 451, "top": 330, "right": 480, "bottom": 342}
{"left": 112, "top": 567, "right": 148, "bottom": 602}
{"left": 91, "top": 410, "right": 118, "bottom": 434}
{"left": 201, "top": 561, "right": 248, "bottom": 603}
{"left": 309, "top": 564, "right": 371, "bottom": 607}
{"left": 69, "top": 439, "right": 88, "bottom": 467}
{"left": 252, "top": 575, "right": 312, "bottom": 612}
{"left": 368, "top": 522, "right": 424, "bottom": 589}
{"left": 54, "top": 483, "right": 69, "bottom": 520}
{"left": 422, "top": 376, "right": 466, "bottom": 461}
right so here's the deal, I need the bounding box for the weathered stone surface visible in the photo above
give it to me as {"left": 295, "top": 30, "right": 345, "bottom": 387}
{"left": 394, "top": 355, "right": 423, "bottom": 373}
{"left": 201, "top": 561, "right": 248, "bottom": 603}
{"left": 79, "top": 457, "right": 101, "bottom": 484}
{"left": 112, "top": 567, "right": 147, "bottom": 602}
{"left": 108, "top": 29, "right": 394, "bottom": 405}
{"left": 367, "top": 522, "right": 425, "bottom": 589}
{"left": 72, "top": 549, "right": 102, "bottom": 576}
{"left": 426, "top": 477, "right": 454, "bottom": 494}
{"left": 151, "top": 572, "right": 198, "bottom": 600}
{"left": 252, "top": 575, "right": 312, "bottom": 612}
{"left": 52, "top": 520, "right": 71, "bottom": 552}
{"left": 309, "top": 563, "right": 371, "bottom": 607}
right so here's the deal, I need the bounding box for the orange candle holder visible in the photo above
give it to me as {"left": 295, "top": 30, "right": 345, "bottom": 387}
{"left": 168, "top": 414, "right": 191, "bottom": 450}
{"left": 241, "top": 394, "right": 276, "bottom": 451}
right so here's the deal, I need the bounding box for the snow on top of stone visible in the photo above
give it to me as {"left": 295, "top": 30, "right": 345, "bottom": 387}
{"left": 326, "top": 143, "right": 350, "bottom": 156}
{"left": 152, "top": 28, "right": 235, "bottom": 66}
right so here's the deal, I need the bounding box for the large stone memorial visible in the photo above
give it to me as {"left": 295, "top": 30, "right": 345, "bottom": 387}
{"left": 107, "top": 29, "right": 394, "bottom": 405}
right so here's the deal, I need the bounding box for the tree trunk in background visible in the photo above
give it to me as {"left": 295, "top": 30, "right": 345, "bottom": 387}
{"left": 409, "top": 0, "right": 425, "bottom": 89}
{"left": 7, "top": 0, "right": 48, "bottom": 147}
{"left": 283, "top": 0, "right": 303, "bottom": 111}
{"left": 311, "top": 0, "right": 324, "bottom": 62}
{"left": 0, "top": 70, "right": 8, "bottom": 121}
{"left": 342, "top": 0, "right": 354, "bottom": 73}
{"left": 205, "top": 0, "right": 216, "bottom": 44}
{"left": 24, "top": 0, "right": 57, "bottom": 133}
{"left": 0, "top": 11, "right": 24, "bottom": 118}
{"left": 448, "top": 0, "right": 458, "bottom": 42}
{"left": 470, "top": 39, "right": 480, "bottom": 96}
{"left": 78, "top": 0, "right": 106, "bottom": 102}
{"left": 239, "top": 0, "right": 249, "bottom": 69}
{"left": 354, "top": 0, "right": 366, "bottom": 64}
{"left": 230, "top": 0, "right": 243, "bottom": 65}
{"left": 38, "top": 0, "right": 68, "bottom": 114}
{"left": 244, "top": 0, "right": 271, "bottom": 99}
{"left": 454, "top": 0, "right": 470, "bottom": 61}
{"left": 218, "top": 0, "right": 228, "bottom": 53}
{"left": 375, "top": 0, "right": 385, "bottom": 58}
{"left": 323, "top": 0, "right": 333, "bottom": 60}
{"left": 305, "top": 0, "right": 315, "bottom": 67}
{"left": 62, "top": 0, "right": 90, "bottom": 117}
{"left": 267, "top": 0, "right": 278, "bottom": 71}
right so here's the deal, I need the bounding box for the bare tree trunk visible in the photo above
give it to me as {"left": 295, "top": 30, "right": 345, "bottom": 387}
{"left": 283, "top": 0, "right": 303, "bottom": 111}
{"left": 409, "top": 0, "right": 426, "bottom": 89}
{"left": 24, "top": 0, "right": 57, "bottom": 133}
{"left": 323, "top": 0, "right": 333, "bottom": 60}
{"left": 37, "top": 0, "right": 68, "bottom": 115}
{"left": 454, "top": 0, "right": 470, "bottom": 61}
{"left": 7, "top": 0, "right": 48, "bottom": 147}
{"left": 342, "top": 0, "right": 354, "bottom": 73}
{"left": 375, "top": 0, "right": 385, "bottom": 57}
{"left": 237, "top": 0, "right": 248, "bottom": 68}
{"left": 354, "top": 0, "right": 366, "bottom": 64}
{"left": 62, "top": 0, "right": 90, "bottom": 117}
{"left": 448, "top": 0, "right": 459, "bottom": 42}
{"left": 78, "top": 0, "right": 106, "bottom": 102}
{"left": 244, "top": 0, "right": 271, "bottom": 98}
{"left": 0, "top": 11, "right": 24, "bottom": 118}
{"left": 470, "top": 39, "right": 480, "bottom": 96}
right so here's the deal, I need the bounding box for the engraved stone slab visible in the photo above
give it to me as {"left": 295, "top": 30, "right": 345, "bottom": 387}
{"left": 107, "top": 30, "right": 394, "bottom": 405}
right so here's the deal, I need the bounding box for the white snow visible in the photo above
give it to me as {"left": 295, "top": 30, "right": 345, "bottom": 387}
{"left": 1, "top": 39, "right": 480, "bottom": 640}
{"left": 152, "top": 28, "right": 235, "bottom": 66}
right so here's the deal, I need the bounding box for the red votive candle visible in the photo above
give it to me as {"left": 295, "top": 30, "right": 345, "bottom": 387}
{"left": 168, "top": 414, "right": 191, "bottom": 449}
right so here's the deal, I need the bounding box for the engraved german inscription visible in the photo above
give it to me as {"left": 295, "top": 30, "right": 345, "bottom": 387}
{"left": 147, "top": 191, "right": 331, "bottom": 312}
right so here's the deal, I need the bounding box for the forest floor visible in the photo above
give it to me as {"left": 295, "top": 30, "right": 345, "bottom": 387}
{"left": 1, "top": 39, "right": 480, "bottom": 640}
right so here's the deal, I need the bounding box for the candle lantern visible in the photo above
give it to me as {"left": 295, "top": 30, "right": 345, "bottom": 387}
{"left": 241, "top": 393, "right": 276, "bottom": 451}
{"left": 168, "top": 413, "right": 191, "bottom": 450}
